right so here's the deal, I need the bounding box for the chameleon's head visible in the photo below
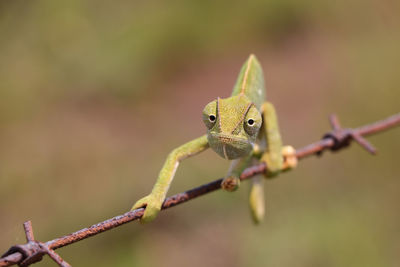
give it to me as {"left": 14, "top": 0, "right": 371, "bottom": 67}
{"left": 202, "top": 95, "right": 262, "bottom": 160}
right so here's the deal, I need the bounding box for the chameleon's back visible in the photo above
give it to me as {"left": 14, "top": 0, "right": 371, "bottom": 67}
{"left": 231, "top": 54, "right": 266, "bottom": 109}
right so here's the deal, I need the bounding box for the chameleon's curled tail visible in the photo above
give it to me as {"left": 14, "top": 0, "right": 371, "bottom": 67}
{"left": 249, "top": 175, "right": 265, "bottom": 224}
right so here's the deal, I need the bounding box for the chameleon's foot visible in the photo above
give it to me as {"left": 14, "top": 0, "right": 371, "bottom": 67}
{"left": 282, "top": 145, "right": 297, "bottom": 171}
{"left": 131, "top": 194, "right": 163, "bottom": 224}
{"left": 221, "top": 176, "right": 240, "bottom": 192}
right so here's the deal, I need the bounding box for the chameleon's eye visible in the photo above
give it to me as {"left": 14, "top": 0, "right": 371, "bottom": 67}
{"left": 202, "top": 100, "right": 217, "bottom": 129}
{"left": 244, "top": 106, "right": 262, "bottom": 136}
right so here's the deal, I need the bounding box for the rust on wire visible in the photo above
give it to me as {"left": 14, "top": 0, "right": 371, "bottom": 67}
{"left": 0, "top": 112, "right": 399, "bottom": 267}
{"left": 162, "top": 179, "right": 223, "bottom": 209}
{"left": 46, "top": 209, "right": 144, "bottom": 251}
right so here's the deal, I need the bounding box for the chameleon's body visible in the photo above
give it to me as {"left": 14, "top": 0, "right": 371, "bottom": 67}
{"left": 132, "top": 54, "right": 297, "bottom": 223}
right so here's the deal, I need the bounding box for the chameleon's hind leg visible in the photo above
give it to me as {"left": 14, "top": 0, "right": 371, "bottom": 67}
{"left": 221, "top": 154, "right": 252, "bottom": 192}
{"left": 249, "top": 175, "right": 265, "bottom": 223}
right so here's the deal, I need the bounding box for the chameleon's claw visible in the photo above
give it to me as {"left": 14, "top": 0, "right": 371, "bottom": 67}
{"left": 282, "top": 145, "right": 297, "bottom": 171}
{"left": 221, "top": 176, "right": 240, "bottom": 192}
{"left": 131, "top": 194, "right": 163, "bottom": 224}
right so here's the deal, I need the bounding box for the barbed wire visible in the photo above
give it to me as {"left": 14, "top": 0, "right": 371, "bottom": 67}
{"left": 1, "top": 113, "right": 399, "bottom": 267}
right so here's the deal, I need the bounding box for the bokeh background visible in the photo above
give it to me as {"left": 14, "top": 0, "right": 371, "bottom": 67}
{"left": 0, "top": 1, "right": 399, "bottom": 266}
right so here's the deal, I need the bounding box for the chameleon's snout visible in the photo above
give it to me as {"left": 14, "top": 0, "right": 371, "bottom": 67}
{"left": 207, "top": 133, "right": 252, "bottom": 160}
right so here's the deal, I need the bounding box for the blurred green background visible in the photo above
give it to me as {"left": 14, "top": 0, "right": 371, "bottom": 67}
{"left": 0, "top": 0, "right": 399, "bottom": 266}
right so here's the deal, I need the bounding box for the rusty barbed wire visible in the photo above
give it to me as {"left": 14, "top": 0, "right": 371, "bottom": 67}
{"left": 1, "top": 112, "right": 399, "bottom": 267}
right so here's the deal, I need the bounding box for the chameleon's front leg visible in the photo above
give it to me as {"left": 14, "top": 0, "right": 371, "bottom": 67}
{"left": 261, "top": 102, "right": 297, "bottom": 177}
{"left": 221, "top": 153, "right": 253, "bottom": 191}
{"left": 131, "top": 135, "right": 209, "bottom": 223}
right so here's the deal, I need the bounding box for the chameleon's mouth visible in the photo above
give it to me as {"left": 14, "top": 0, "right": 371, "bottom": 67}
{"left": 207, "top": 133, "right": 252, "bottom": 160}
{"left": 217, "top": 134, "right": 245, "bottom": 143}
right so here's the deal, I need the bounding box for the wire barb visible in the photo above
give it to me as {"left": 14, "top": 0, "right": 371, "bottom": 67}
{"left": 350, "top": 132, "right": 377, "bottom": 154}
{"left": 1, "top": 221, "right": 71, "bottom": 267}
{"left": 320, "top": 113, "right": 377, "bottom": 155}
{"left": 23, "top": 222, "right": 34, "bottom": 243}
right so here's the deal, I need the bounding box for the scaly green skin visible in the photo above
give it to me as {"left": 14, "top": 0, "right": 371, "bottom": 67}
{"left": 132, "top": 54, "right": 290, "bottom": 223}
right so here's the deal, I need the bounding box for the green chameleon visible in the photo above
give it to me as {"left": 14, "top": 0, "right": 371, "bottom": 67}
{"left": 132, "top": 54, "right": 297, "bottom": 223}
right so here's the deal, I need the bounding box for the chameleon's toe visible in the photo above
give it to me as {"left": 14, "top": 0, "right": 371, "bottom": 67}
{"left": 131, "top": 195, "right": 162, "bottom": 224}
{"left": 282, "top": 145, "right": 297, "bottom": 171}
{"left": 221, "top": 176, "right": 240, "bottom": 192}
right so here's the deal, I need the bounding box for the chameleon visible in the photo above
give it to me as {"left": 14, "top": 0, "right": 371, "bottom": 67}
{"left": 132, "top": 54, "right": 298, "bottom": 224}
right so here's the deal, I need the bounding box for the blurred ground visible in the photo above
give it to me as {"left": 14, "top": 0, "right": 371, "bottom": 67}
{"left": 0, "top": 1, "right": 399, "bottom": 266}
